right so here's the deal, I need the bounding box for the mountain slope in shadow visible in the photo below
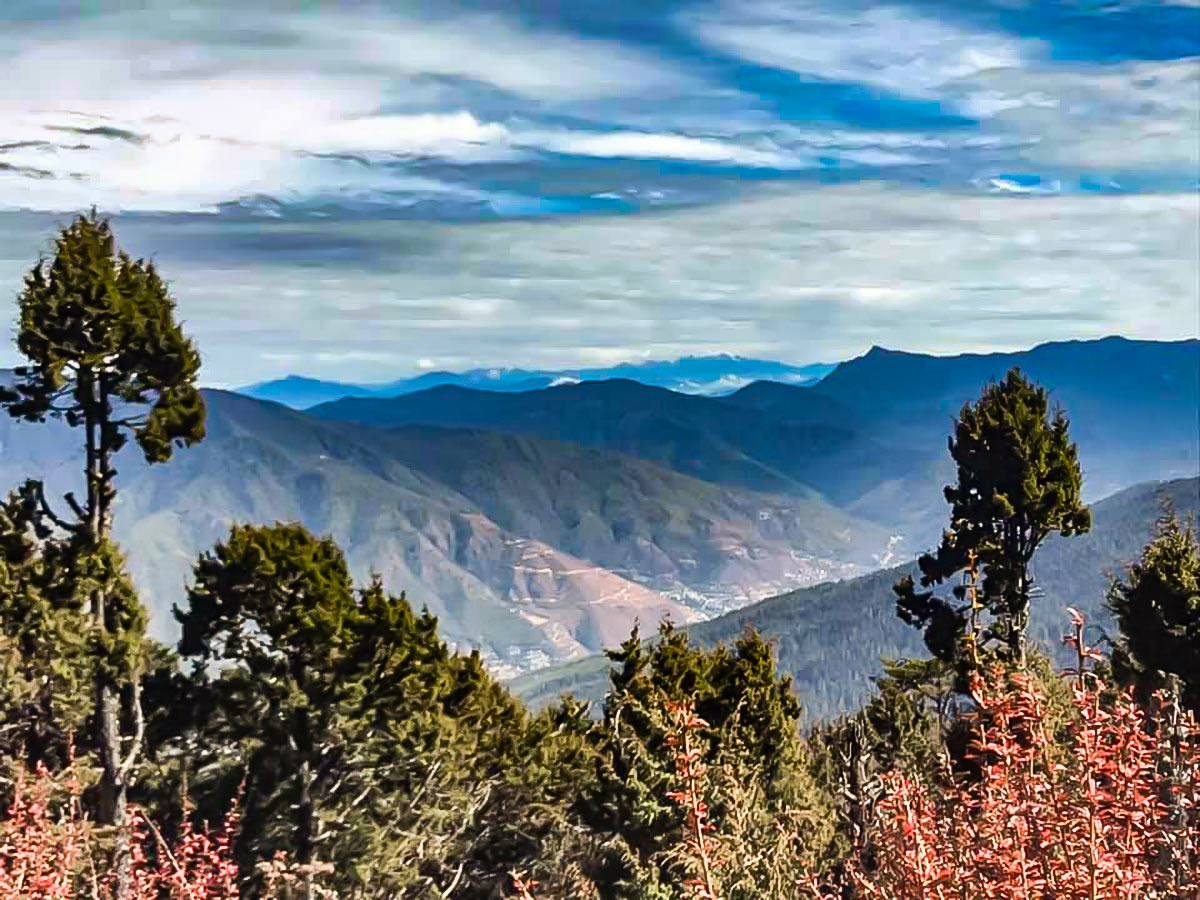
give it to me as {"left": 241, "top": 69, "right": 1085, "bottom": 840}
{"left": 512, "top": 476, "right": 1200, "bottom": 721}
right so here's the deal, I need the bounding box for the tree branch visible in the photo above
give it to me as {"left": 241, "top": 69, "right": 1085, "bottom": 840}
{"left": 118, "top": 677, "right": 145, "bottom": 778}
{"left": 63, "top": 492, "right": 87, "bottom": 524}
{"left": 24, "top": 480, "right": 80, "bottom": 535}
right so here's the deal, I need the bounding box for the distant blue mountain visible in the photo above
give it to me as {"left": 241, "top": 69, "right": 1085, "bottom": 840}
{"left": 310, "top": 336, "right": 1200, "bottom": 551}
{"left": 237, "top": 355, "right": 836, "bottom": 409}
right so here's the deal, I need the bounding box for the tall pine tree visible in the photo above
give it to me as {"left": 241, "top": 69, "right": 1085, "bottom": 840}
{"left": 0, "top": 211, "right": 205, "bottom": 894}
{"left": 894, "top": 368, "right": 1090, "bottom": 669}
{"left": 175, "top": 523, "right": 361, "bottom": 894}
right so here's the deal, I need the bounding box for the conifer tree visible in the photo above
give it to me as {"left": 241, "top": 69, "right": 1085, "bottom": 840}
{"left": 581, "top": 622, "right": 835, "bottom": 895}
{"left": 173, "top": 523, "right": 534, "bottom": 896}
{"left": 0, "top": 211, "right": 205, "bottom": 872}
{"left": 0, "top": 484, "right": 91, "bottom": 768}
{"left": 1108, "top": 504, "right": 1200, "bottom": 711}
{"left": 893, "top": 368, "right": 1090, "bottom": 669}
{"left": 175, "top": 523, "right": 360, "bottom": 894}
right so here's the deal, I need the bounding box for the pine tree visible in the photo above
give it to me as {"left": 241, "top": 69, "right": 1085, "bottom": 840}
{"left": 0, "top": 211, "right": 205, "bottom": 894}
{"left": 174, "top": 523, "right": 361, "bottom": 894}
{"left": 893, "top": 368, "right": 1090, "bottom": 669}
{"left": 172, "top": 523, "right": 537, "bottom": 897}
{"left": 0, "top": 485, "right": 91, "bottom": 769}
{"left": 580, "top": 622, "right": 836, "bottom": 896}
{"left": 1108, "top": 503, "right": 1200, "bottom": 712}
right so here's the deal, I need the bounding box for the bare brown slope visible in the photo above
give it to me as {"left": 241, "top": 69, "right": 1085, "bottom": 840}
{"left": 0, "top": 388, "right": 699, "bottom": 672}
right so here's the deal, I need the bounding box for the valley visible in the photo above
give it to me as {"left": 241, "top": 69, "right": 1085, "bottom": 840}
{"left": 513, "top": 475, "right": 1200, "bottom": 720}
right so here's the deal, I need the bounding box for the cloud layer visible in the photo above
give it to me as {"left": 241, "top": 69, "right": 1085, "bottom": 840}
{"left": 2, "top": 185, "right": 1192, "bottom": 385}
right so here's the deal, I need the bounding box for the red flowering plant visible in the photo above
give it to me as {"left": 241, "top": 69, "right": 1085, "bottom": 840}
{"left": 0, "top": 761, "right": 241, "bottom": 899}
{"left": 0, "top": 763, "right": 86, "bottom": 899}
{"left": 509, "top": 869, "right": 539, "bottom": 900}
{"left": 662, "top": 700, "right": 722, "bottom": 900}
{"left": 848, "top": 609, "right": 1200, "bottom": 899}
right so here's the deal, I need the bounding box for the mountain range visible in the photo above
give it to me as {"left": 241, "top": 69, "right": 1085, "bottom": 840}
{"left": 1, "top": 336, "right": 1195, "bottom": 681}
{"left": 311, "top": 337, "right": 1199, "bottom": 550}
{"left": 0, "top": 386, "right": 883, "bottom": 675}
{"left": 239, "top": 355, "right": 836, "bottom": 409}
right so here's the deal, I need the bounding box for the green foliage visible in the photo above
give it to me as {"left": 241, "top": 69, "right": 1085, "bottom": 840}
{"left": 806, "top": 658, "right": 946, "bottom": 863}
{"left": 1108, "top": 504, "right": 1200, "bottom": 712}
{"left": 0, "top": 478, "right": 152, "bottom": 780}
{"left": 170, "top": 522, "right": 555, "bottom": 897}
{"left": 0, "top": 211, "right": 204, "bottom": 464}
{"left": 857, "top": 659, "right": 953, "bottom": 776}
{"left": 59, "top": 535, "right": 147, "bottom": 683}
{"left": 173, "top": 523, "right": 371, "bottom": 883}
{"left": 894, "top": 367, "right": 1090, "bottom": 669}
{"left": 574, "top": 621, "right": 837, "bottom": 897}
{"left": 178, "top": 521, "right": 357, "bottom": 668}
{"left": 0, "top": 486, "right": 91, "bottom": 769}
{"left": 0, "top": 210, "right": 207, "bottom": 842}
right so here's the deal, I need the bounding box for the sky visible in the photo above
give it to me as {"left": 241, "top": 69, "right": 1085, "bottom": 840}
{"left": 0, "top": 0, "right": 1197, "bottom": 386}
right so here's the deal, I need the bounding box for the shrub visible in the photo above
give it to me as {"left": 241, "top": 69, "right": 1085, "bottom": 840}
{"left": 0, "top": 761, "right": 239, "bottom": 899}
{"left": 848, "top": 612, "right": 1200, "bottom": 898}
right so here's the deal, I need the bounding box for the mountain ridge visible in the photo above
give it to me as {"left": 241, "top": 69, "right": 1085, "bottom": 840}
{"left": 2, "top": 336, "right": 1194, "bottom": 682}
{"left": 311, "top": 336, "right": 1199, "bottom": 550}
{"left": 0, "top": 384, "right": 885, "bottom": 674}
{"left": 237, "top": 355, "right": 836, "bottom": 409}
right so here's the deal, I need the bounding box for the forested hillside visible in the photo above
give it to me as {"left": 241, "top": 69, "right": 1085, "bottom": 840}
{"left": 514, "top": 476, "right": 1200, "bottom": 719}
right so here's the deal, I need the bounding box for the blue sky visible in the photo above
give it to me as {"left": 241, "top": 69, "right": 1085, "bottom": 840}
{"left": 0, "top": 0, "right": 1196, "bottom": 384}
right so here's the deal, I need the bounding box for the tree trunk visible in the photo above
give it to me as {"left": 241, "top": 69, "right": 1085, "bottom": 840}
{"left": 298, "top": 755, "right": 315, "bottom": 900}
{"left": 85, "top": 374, "right": 135, "bottom": 899}
{"left": 97, "top": 675, "right": 131, "bottom": 898}
{"left": 294, "top": 658, "right": 317, "bottom": 900}
{"left": 1012, "top": 566, "right": 1030, "bottom": 668}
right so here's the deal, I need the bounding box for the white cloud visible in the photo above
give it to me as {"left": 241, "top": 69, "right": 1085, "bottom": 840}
{"left": 0, "top": 3, "right": 704, "bottom": 211}
{"left": 676, "top": 375, "right": 755, "bottom": 395}
{"left": 685, "top": 0, "right": 1197, "bottom": 179}
{"left": 978, "top": 178, "right": 1061, "bottom": 194}
{"left": 0, "top": 60, "right": 517, "bottom": 211}
{"left": 2, "top": 4, "right": 695, "bottom": 107}
{"left": 0, "top": 115, "right": 479, "bottom": 213}
{"left": 687, "top": 0, "right": 1032, "bottom": 99}
{"left": 959, "top": 57, "right": 1200, "bottom": 173}
{"left": 521, "top": 130, "right": 799, "bottom": 167}
{"left": 313, "top": 112, "right": 512, "bottom": 155}
{"left": 3, "top": 0, "right": 1192, "bottom": 217}
{"left": 324, "top": 11, "right": 697, "bottom": 103}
